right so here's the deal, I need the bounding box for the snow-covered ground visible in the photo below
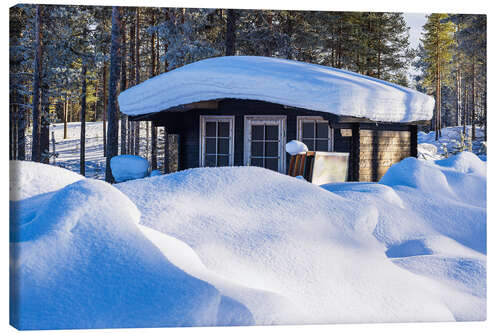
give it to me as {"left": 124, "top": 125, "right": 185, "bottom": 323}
{"left": 25, "top": 121, "right": 153, "bottom": 179}
{"left": 418, "top": 126, "right": 486, "bottom": 161}
{"left": 9, "top": 150, "right": 486, "bottom": 329}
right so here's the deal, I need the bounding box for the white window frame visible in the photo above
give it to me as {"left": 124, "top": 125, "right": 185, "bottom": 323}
{"left": 296, "top": 116, "right": 334, "bottom": 152}
{"left": 244, "top": 115, "right": 287, "bottom": 173}
{"left": 199, "top": 115, "right": 235, "bottom": 167}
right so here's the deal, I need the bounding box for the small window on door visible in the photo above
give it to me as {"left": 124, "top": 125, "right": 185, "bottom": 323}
{"left": 297, "top": 117, "right": 333, "bottom": 152}
{"left": 200, "top": 116, "right": 234, "bottom": 167}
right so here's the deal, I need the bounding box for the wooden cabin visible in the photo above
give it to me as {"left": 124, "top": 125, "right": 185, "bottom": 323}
{"left": 119, "top": 56, "right": 433, "bottom": 182}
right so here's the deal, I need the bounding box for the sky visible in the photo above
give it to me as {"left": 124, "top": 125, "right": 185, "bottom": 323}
{"left": 403, "top": 13, "right": 428, "bottom": 49}
{"left": 403, "top": 13, "right": 428, "bottom": 80}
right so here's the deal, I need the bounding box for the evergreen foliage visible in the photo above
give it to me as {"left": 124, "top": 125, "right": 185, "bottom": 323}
{"left": 8, "top": 5, "right": 487, "bottom": 176}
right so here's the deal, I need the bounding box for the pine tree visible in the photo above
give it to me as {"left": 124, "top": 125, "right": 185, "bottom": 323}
{"left": 105, "top": 6, "right": 121, "bottom": 183}
{"left": 31, "top": 4, "right": 42, "bottom": 162}
{"left": 421, "top": 14, "right": 456, "bottom": 140}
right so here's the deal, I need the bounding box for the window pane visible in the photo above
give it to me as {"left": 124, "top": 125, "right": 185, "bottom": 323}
{"left": 251, "top": 142, "right": 263, "bottom": 156}
{"left": 251, "top": 158, "right": 264, "bottom": 167}
{"left": 316, "top": 139, "right": 329, "bottom": 152}
{"left": 302, "top": 122, "right": 314, "bottom": 138}
{"left": 265, "top": 125, "right": 279, "bottom": 140}
{"left": 265, "top": 158, "right": 279, "bottom": 171}
{"left": 218, "top": 138, "right": 229, "bottom": 155}
{"left": 302, "top": 139, "right": 314, "bottom": 151}
{"left": 218, "top": 121, "right": 230, "bottom": 137}
{"left": 217, "top": 155, "right": 229, "bottom": 167}
{"left": 206, "top": 121, "right": 216, "bottom": 137}
{"left": 251, "top": 125, "right": 264, "bottom": 140}
{"left": 205, "top": 155, "right": 216, "bottom": 167}
{"left": 205, "top": 138, "right": 216, "bottom": 154}
{"left": 316, "top": 122, "right": 329, "bottom": 138}
{"left": 265, "top": 142, "right": 278, "bottom": 157}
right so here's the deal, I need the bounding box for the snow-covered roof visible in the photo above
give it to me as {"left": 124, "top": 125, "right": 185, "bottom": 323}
{"left": 118, "top": 56, "right": 434, "bottom": 123}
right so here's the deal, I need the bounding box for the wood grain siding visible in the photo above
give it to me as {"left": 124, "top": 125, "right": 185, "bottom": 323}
{"left": 358, "top": 129, "right": 412, "bottom": 182}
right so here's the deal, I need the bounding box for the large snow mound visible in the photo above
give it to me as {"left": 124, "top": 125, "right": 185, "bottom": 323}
{"left": 322, "top": 152, "right": 486, "bottom": 321}
{"left": 118, "top": 56, "right": 434, "bottom": 123}
{"left": 117, "top": 166, "right": 460, "bottom": 324}
{"left": 10, "top": 168, "right": 250, "bottom": 329}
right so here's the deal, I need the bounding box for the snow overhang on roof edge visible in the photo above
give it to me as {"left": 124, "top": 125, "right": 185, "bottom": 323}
{"left": 118, "top": 56, "right": 435, "bottom": 123}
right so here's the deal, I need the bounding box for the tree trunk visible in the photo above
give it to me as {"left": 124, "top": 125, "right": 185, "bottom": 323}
{"left": 128, "top": 14, "right": 135, "bottom": 155}
{"left": 120, "top": 21, "right": 128, "bottom": 155}
{"left": 40, "top": 83, "right": 50, "bottom": 164}
{"left": 102, "top": 63, "right": 107, "bottom": 156}
{"left": 9, "top": 104, "right": 14, "bottom": 160}
{"left": 225, "top": 9, "right": 236, "bottom": 56}
{"left": 484, "top": 88, "right": 487, "bottom": 141}
{"left": 105, "top": 6, "right": 122, "bottom": 183}
{"left": 63, "top": 94, "right": 68, "bottom": 139}
{"left": 134, "top": 122, "right": 140, "bottom": 155}
{"left": 456, "top": 64, "right": 461, "bottom": 127}
{"left": 17, "top": 102, "right": 26, "bottom": 160}
{"left": 164, "top": 9, "right": 170, "bottom": 72}
{"left": 134, "top": 7, "right": 141, "bottom": 155}
{"left": 471, "top": 55, "right": 476, "bottom": 140}
{"left": 31, "top": 4, "right": 42, "bottom": 162}
{"left": 80, "top": 64, "right": 87, "bottom": 176}
{"left": 150, "top": 12, "right": 157, "bottom": 167}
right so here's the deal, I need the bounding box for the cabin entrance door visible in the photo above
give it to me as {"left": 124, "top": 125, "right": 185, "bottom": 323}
{"left": 244, "top": 116, "right": 286, "bottom": 173}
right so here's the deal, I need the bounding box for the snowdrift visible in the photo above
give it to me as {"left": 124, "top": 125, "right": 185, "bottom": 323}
{"left": 322, "top": 152, "right": 486, "bottom": 321}
{"left": 10, "top": 161, "right": 84, "bottom": 201}
{"left": 118, "top": 56, "right": 434, "bottom": 123}
{"left": 117, "top": 166, "right": 462, "bottom": 324}
{"left": 10, "top": 164, "right": 251, "bottom": 329}
{"left": 10, "top": 153, "right": 486, "bottom": 328}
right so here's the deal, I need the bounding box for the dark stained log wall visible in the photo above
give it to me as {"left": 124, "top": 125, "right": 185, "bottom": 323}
{"left": 146, "top": 99, "right": 415, "bottom": 182}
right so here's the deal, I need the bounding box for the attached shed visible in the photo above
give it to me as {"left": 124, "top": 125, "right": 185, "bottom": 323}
{"left": 118, "top": 56, "right": 433, "bottom": 182}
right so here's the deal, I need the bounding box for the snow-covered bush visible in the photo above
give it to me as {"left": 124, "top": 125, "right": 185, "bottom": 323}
{"left": 110, "top": 155, "right": 150, "bottom": 183}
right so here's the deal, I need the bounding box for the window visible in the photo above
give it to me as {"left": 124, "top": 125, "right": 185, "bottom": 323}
{"left": 200, "top": 116, "right": 234, "bottom": 167}
{"left": 244, "top": 116, "right": 286, "bottom": 173}
{"left": 297, "top": 116, "right": 333, "bottom": 152}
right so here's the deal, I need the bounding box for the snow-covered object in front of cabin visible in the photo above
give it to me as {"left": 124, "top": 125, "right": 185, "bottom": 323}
{"left": 150, "top": 169, "right": 162, "bottom": 177}
{"left": 118, "top": 56, "right": 434, "bottom": 123}
{"left": 110, "top": 154, "right": 150, "bottom": 182}
{"left": 117, "top": 166, "right": 458, "bottom": 324}
{"left": 285, "top": 140, "right": 308, "bottom": 155}
{"left": 10, "top": 161, "right": 84, "bottom": 201}
{"left": 10, "top": 173, "right": 249, "bottom": 329}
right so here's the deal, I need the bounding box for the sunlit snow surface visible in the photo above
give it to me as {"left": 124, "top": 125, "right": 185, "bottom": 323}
{"left": 9, "top": 151, "right": 485, "bottom": 329}
{"left": 118, "top": 56, "right": 434, "bottom": 122}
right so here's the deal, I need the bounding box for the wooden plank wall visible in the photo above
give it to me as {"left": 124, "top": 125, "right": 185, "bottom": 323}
{"left": 358, "top": 129, "right": 412, "bottom": 182}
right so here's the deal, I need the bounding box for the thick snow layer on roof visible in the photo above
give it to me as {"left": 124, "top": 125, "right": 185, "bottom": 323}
{"left": 118, "top": 56, "right": 434, "bottom": 122}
